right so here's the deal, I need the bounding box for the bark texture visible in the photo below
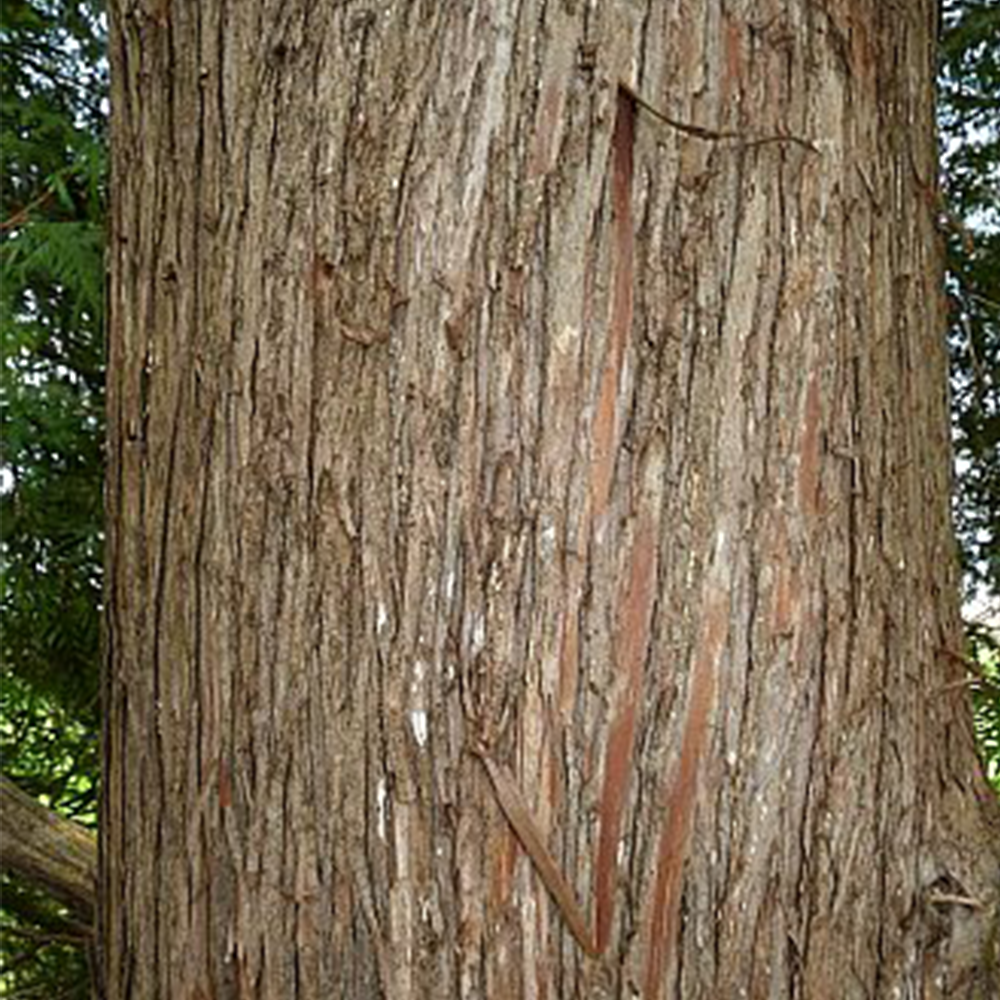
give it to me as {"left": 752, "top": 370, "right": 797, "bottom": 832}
{"left": 1, "top": 774, "right": 96, "bottom": 922}
{"left": 104, "top": 1, "right": 999, "bottom": 998}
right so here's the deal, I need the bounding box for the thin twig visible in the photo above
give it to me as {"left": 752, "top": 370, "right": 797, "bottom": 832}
{"left": 619, "top": 82, "right": 819, "bottom": 154}
{"left": 1, "top": 188, "right": 56, "bottom": 231}
{"left": 1, "top": 924, "right": 91, "bottom": 946}
{"left": 928, "top": 891, "right": 984, "bottom": 909}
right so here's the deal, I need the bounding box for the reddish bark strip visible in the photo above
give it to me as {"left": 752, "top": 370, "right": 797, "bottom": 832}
{"left": 560, "top": 90, "right": 636, "bottom": 723}
{"left": 643, "top": 595, "right": 728, "bottom": 999}
{"left": 590, "top": 88, "right": 636, "bottom": 520}
{"left": 587, "top": 85, "right": 641, "bottom": 953}
{"left": 594, "top": 508, "right": 659, "bottom": 952}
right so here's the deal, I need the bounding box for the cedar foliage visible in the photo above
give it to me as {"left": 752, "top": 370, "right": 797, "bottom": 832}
{"left": 1, "top": 2, "right": 105, "bottom": 995}
{"left": 939, "top": 0, "right": 1000, "bottom": 791}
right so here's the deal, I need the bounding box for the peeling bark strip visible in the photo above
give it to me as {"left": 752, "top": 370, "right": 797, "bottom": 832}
{"left": 644, "top": 595, "right": 728, "bottom": 1000}
{"left": 479, "top": 88, "right": 645, "bottom": 961}
{"left": 593, "top": 512, "right": 656, "bottom": 953}
{"left": 589, "top": 87, "right": 636, "bottom": 520}
{"left": 473, "top": 747, "right": 598, "bottom": 957}
{"left": 590, "top": 86, "right": 644, "bottom": 954}
{"left": 594, "top": 441, "right": 664, "bottom": 953}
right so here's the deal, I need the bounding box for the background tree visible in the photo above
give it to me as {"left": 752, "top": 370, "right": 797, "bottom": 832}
{"left": 102, "top": 2, "right": 998, "bottom": 999}
{"left": 940, "top": 0, "right": 999, "bottom": 601}
{"left": 0, "top": 1, "right": 105, "bottom": 995}
{"left": 938, "top": 0, "right": 1000, "bottom": 792}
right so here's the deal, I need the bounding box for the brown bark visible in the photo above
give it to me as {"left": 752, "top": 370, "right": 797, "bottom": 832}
{"left": 103, "top": 2, "right": 999, "bottom": 998}
{"left": 1, "top": 774, "right": 96, "bottom": 923}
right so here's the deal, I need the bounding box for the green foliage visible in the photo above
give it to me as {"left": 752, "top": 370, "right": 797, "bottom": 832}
{"left": 0, "top": 683, "right": 95, "bottom": 999}
{"left": 939, "top": 1, "right": 1000, "bottom": 793}
{"left": 1, "top": 1, "right": 106, "bottom": 994}
{"left": 939, "top": 1, "right": 1000, "bottom": 602}
{"left": 969, "top": 629, "right": 1000, "bottom": 793}
{"left": 0, "top": 673, "right": 98, "bottom": 822}
{"left": 1, "top": 0, "right": 106, "bottom": 728}
{"left": 0, "top": 878, "right": 93, "bottom": 1000}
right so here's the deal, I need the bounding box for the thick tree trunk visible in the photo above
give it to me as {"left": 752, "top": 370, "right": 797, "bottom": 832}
{"left": 103, "top": 2, "right": 998, "bottom": 998}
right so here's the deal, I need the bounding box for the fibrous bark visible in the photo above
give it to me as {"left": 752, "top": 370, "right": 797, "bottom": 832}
{"left": 104, "top": 2, "right": 999, "bottom": 998}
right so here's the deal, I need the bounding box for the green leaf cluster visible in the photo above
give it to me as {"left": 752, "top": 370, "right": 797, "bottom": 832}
{"left": 1, "top": 1, "right": 106, "bottom": 995}
{"left": 940, "top": 1, "right": 1000, "bottom": 603}
{"left": 939, "top": 2, "right": 1000, "bottom": 793}
{"left": 0, "top": 676, "right": 96, "bottom": 999}
{"left": 968, "top": 628, "right": 1000, "bottom": 794}
{"left": 1, "top": 0, "right": 106, "bottom": 739}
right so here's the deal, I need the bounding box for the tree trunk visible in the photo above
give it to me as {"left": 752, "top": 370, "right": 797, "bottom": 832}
{"left": 103, "top": 2, "right": 999, "bottom": 998}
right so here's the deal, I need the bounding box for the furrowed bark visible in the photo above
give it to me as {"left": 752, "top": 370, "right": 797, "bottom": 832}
{"left": 103, "top": 2, "right": 999, "bottom": 998}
